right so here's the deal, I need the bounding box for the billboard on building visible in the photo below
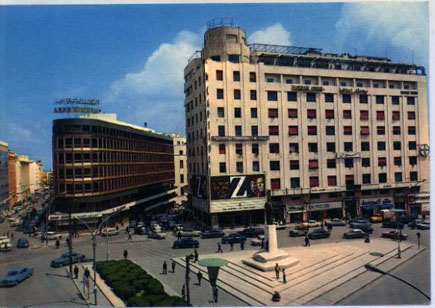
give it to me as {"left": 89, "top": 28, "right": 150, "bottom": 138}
{"left": 210, "top": 174, "right": 265, "bottom": 200}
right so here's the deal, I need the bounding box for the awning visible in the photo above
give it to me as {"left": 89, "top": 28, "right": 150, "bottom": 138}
{"left": 361, "top": 205, "right": 376, "bottom": 210}
{"left": 378, "top": 203, "right": 393, "bottom": 209}
{"left": 361, "top": 203, "right": 393, "bottom": 210}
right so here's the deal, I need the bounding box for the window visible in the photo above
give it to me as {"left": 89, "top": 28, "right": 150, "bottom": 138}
{"left": 307, "top": 109, "right": 317, "bottom": 119}
{"left": 234, "top": 89, "right": 241, "bottom": 100}
{"left": 252, "top": 161, "right": 260, "bottom": 171}
{"left": 376, "top": 111, "right": 385, "bottom": 120}
{"left": 218, "top": 126, "right": 225, "bottom": 136}
{"left": 325, "top": 109, "right": 334, "bottom": 119}
{"left": 377, "top": 126, "right": 385, "bottom": 135}
{"left": 408, "top": 126, "right": 416, "bottom": 135}
{"left": 251, "top": 108, "right": 257, "bottom": 118}
{"left": 377, "top": 141, "right": 386, "bottom": 151}
{"left": 308, "top": 126, "right": 317, "bottom": 135}
{"left": 393, "top": 126, "right": 401, "bottom": 135}
{"left": 361, "top": 126, "right": 370, "bottom": 136}
{"left": 327, "top": 142, "right": 336, "bottom": 152}
{"left": 376, "top": 95, "right": 385, "bottom": 104}
{"left": 235, "top": 126, "right": 242, "bottom": 136}
{"left": 379, "top": 173, "right": 387, "bottom": 183}
{"left": 233, "top": 71, "right": 240, "bottom": 82}
{"left": 271, "top": 179, "right": 281, "bottom": 190}
{"left": 343, "top": 110, "right": 352, "bottom": 119}
{"left": 251, "top": 126, "right": 258, "bottom": 136}
{"left": 327, "top": 159, "right": 336, "bottom": 168}
{"left": 345, "top": 175, "right": 354, "bottom": 185}
{"left": 343, "top": 126, "right": 352, "bottom": 135}
{"left": 236, "top": 162, "right": 243, "bottom": 173}
{"left": 358, "top": 110, "right": 368, "bottom": 120}
{"left": 407, "top": 97, "right": 415, "bottom": 105}
{"left": 288, "top": 126, "right": 298, "bottom": 136}
{"left": 360, "top": 94, "right": 368, "bottom": 104}
{"left": 378, "top": 157, "right": 387, "bottom": 167}
{"left": 268, "top": 91, "right": 278, "bottom": 101}
{"left": 309, "top": 160, "right": 319, "bottom": 169}
{"left": 392, "top": 96, "right": 400, "bottom": 105}
{"left": 250, "top": 90, "right": 257, "bottom": 100}
{"left": 344, "top": 142, "right": 353, "bottom": 152}
{"left": 362, "top": 174, "right": 371, "bottom": 184}
{"left": 362, "top": 158, "right": 370, "bottom": 167}
{"left": 324, "top": 93, "right": 334, "bottom": 103}
{"left": 234, "top": 108, "right": 241, "bottom": 118}
{"left": 270, "top": 161, "right": 280, "bottom": 171}
{"left": 410, "top": 171, "right": 418, "bottom": 181}
{"left": 252, "top": 143, "right": 259, "bottom": 154}
{"left": 408, "top": 111, "right": 415, "bottom": 120}
{"left": 310, "top": 177, "right": 319, "bottom": 188}
{"left": 342, "top": 94, "right": 351, "bottom": 103}
{"left": 249, "top": 72, "right": 256, "bottom": 82}
{"left": 395, "top": 172, "right": 403, "bottom": 182}
{"left": 394, "top": 157, "right": 402, "bottom": 166}
{"left": 392, "top": 111, "right": 400, "bottom": 120}
{"left": 287, "top": 92, "right": 297, "bottom": 101}
{"left": 345, "top": 158, "right": 354, "bottom": 168}
{"left": 409, "top": 141, "right": 417, "bottom": 150}
{"left": 269, "top": 143, "right": 280, "bottom": 153}
{"left": 290, "top": 160, "right": 300, "bottom": 170}
{"left": 216, "top": 70, "right": 223, "bottom": 80}
{"left": 307, "top": 93, "right": 316, "bottom": 102}
{"left": 290, "top": 177, "right": 300, "bottom": 188}
{"left": 289, "top": 143, "right": 299, "bottom": 153}
{"left": 286, "top": 79, "right": 293, "bottom": 84}
{"left": 288, "top": 109, "right": 298, "bottom": 118}
{"left": 219, "top": 144, "right": 225, "bottom": 154}
{"left": 393, "top": 141, "right": 401, "bottom": 151}
{"left": 180, "top": 174, "right": 184, "bottom": 183}
{"left": 361, "top": 142, "right": 370, "bottom": 151}
{"left": 328, "top": 176, "right": 337, "bottom": 186}
{"left": 217, "top": 89, "right": 224, "bottom": 99}
{"left": 268, "top": 108, "right": 279, "bottom": 118}
{"left": 219, "top": 162, "right": 226, "bottom": 173}
{"left": 308, "top": 143, "right": 318, "bottom": 153}
{"left": 304, "top": 79, "right": 312, "bottom": 85}
{"left": 228, "top": 54, "right": 239, "bottom": 63}
{"left": 409, "top": 156, "right": 417, "bottom": 166}
{"left": 269, "top": 126, "right": 279, "bottom": 136}
{"left": 323, "top": 81, "right": 330, "bottom": 86}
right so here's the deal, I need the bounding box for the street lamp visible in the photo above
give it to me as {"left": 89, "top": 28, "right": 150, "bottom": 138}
{"left": 364, "top": 263, "right": 430, "bottom": 300}
{"left": 390, "top": 209, "right": 405, "bottom": 259}
{"left": 198, "top": 258, "right": 228, "bottom": 304}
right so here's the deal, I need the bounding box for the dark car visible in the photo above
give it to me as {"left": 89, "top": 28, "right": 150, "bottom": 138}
{"left": 308, "top": 229, "right": 330, "bottom": 239}
{"left": 221, "top": 233, "right": 247, "bottom": 244}
{"left": 408, "top": 220, "right": 426, "bottom": 229}
{"left": 399, "top": 215, "right": 417, "bottom": 224}
{"left": 343, "top": 229, "right": 367, "bottom": 239}
{"left": 349, "top": 223, "right": 374, "bottom": 234}
{"left": 240, "top": 227, "right": 264, "bottom": 238}
{"left": 0, "top": 266, "right": 33, "bottom": 287}
{"left": 172, "top": 237, "right": 199, "bottom": 249}
{"left": 201, "top": 230, "right": 225, "bottom": 239}
{"left": 289, "top": 229, "right": 306, "bottom": 237}
{"left": 416, "top": 222, "right": 430, "bottom": 230}
{"left": 51, "top": 251, "right": 86, "bottom": 267}
{"left": 16, "top": 238, "right": 29, "bottom": 248}
{"left": 0, "top": 217, "right": 5, "bottom": 224}
{"left": 134, "top": 226, "right": 148, "bottom": 235}
{"left": 381, "top": 230, "right": 408, "bottom": 240}
{"left": 382, "top": 220, "right": 404, "bottom": 229}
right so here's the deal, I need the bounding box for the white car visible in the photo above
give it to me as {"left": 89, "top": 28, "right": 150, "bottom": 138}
{"left": 0, "top": 237, "right": 12, "bottom": 251}
{"left": 148, "top": 232, "right": 167, "bottom": 239}
{"left": 9, "top": 218, "right": 21, "bottom": 227}
{"left": 45, "top": 232, "right": 63, "bottom": 240}
{"left": 100, "top": 227, "right": 119, "bottom": 236}
{"left": 302, "top": 220, "right": 320, "bottom": 228}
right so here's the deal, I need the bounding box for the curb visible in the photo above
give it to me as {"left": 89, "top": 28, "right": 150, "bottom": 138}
{"left": 65, "top": 267, "right": 91, "bottom": 307}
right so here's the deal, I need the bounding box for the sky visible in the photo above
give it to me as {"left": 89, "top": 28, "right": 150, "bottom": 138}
{"left": 0, "top": 1, "right": 429, "bottom": 169}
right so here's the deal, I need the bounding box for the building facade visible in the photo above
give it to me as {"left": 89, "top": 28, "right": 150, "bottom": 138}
{"left": 173, "top": 136, "right": 188, "bottom": 206}
{"left": 0, "top": 141, "right": 9, "bottom": 210}
{"left": 8, "top": 151, "right": 17, "bottom": 208}
{"left": 17, "top": 155, "right": 31, "bottom": 202}
{"left": 184, "top": 22, "right": 429, "bottom": 228}
{"left": 51, "top": 114, "right": 176, "bottom": 227}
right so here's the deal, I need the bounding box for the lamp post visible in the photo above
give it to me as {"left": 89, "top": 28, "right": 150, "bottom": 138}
{"left": 390, "top": 209, "right": 405, "bottom": 259}
{"left": 405, "top": 179, "right": 426, "bottom": 215}
{"left": 365, "top": 263, "right": 430, "bottom": 300}
{"left": 198, "top": 258, "right": 228, "bottom": 304}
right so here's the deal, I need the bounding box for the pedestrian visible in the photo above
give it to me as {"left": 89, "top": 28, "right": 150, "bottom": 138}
{"left": 213, "top": 286, "right": 218, "bottom": 303}
{"left": 240, "top": 241, "right": 245, "bottom": 250}
{"left": 84, "top": 268, "right": 90, "bottom": 279}
{"left": 193, "top": 248, "right": 199, "bottom": 262}
{"left": 126, "top": 226, "right": 129, "bottom": 234}
{"left": 163, "top": 261, "right": 167, "bottom": 274}
{"left": 177, "top": 231, "right": 182, "bottom": 241}
{"left": 74, "top": 265, "right": 79, "bottom": 279}
{"left": 66, "top": 237, "right": 70, "bottom": 247}
{"left": 123, "top": 249, "right": 128, "bottom": 259}
{"left": 171, "top": 260, "right": 176, "bottom": 273}
{"left": 305, "top": 235, "right": 310, "bottom": 247}
{"left": 282, "top": 268, "right": 287, "bottom": 283}
{"left": 197, "top": 271, "right": 203, "bottom": 286}
{"left": 181, "top": 285, "right": 186, "bottom": 299}
{"left": 127, "top": 230, "right": 132, "bottom": 241}
{"left": 230, "top": 242, "right": 234, "bottom": 251}
{"left": 275, "top": 263, "right": 280, "bottom": 279}
{"left": 217, "top": 242, "right": 223, "bottom": 253}
{"left": 45, "top": 235, "right": 48, "bottom": 246}
{"left": 55, "top": 239, "right": 60, "bottom": 249}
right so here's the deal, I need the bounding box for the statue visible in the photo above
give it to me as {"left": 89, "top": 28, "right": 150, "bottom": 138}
{"left": 265, "top": 202, "right": 275, "bottom": 225}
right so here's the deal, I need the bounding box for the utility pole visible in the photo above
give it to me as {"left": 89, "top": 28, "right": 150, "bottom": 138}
{"left": 185, "top": 255, "right": 191, "bottom": 305}
{"left": 69, "top": 206, "right": 73, "bottom": 279}
{"left": 92, "top": 232, "right": 97, "bottom": 306}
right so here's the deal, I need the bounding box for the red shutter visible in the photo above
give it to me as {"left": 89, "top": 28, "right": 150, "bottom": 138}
{"left": 378, "top": 157, "right": 387, "bottom": 166}
{"left": 408, "top": 112, "right": 415, "bottom": 119}
{"left": 308, "top": 126, "right": 317, "bottom": 135}
{"left": 235, "top": 143, "right": 243, "bottom": 155}
{"left": 288, "top": 126, "right": 298, "bottom": 136}
{"left": 344, "top": 126, "right": 352, "bottom": 134}
{"left": 307, "top": 109, "right": 317, "bottom": 119}
{"left": 392, "top": 111, "right": 400, "bottom": 120}
{"left": 271, "top": 179, "right": 281, "bottom": 190}
{"left": 325, "top": 110, "right": 334, "bottom": 119}
{"left": 309, "top": 160, "right": 319, "bottom": 169}
{"left": 328, "top": 176, "right": 336, "bottom": 186}
{"left": 361, "top": 126, "right": 370, "bottom": 135}
{"left": 360, "top": 110, "right": 369, "bottom": 120}
{"left": 269, "top": 126, "right": 279, "bottom": 135}
{"left": 377, "top": 111, "right": 385, "bottom": 120}
{"left": 310, "top": 177, "right": 319, "bottom": 188}
{"left": 288, "top": 109, "right": 298, "bottom": 118}
{"left": 268, "top": 108, "right": 279, "bottom": 118}
{"left": 219, "top": 144, "right": 226, "bottom": 154}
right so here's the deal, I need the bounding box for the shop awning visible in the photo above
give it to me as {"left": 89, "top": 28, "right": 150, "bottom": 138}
{"left": 361, "top": 205, "right": 376, "bottom": 210}
{"left": 378, "top": 204, "right": 393, "bottom": 209}
{"left": 361, "top": 204, "right": 393, "bottom": 210}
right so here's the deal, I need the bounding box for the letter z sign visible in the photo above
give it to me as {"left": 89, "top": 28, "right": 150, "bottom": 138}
{"left": 229, "top": 176, "right": 248, "bottom": 198}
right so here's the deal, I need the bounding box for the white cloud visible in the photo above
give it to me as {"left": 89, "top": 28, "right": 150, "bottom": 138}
{"left": 247, "top": 23, "right": 292, "bottom": 46}
{"left": 335, "top": 2, "right": 428, "bottom": 64}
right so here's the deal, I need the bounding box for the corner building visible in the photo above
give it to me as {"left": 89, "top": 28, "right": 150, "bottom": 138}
{"left": 185, "top": 22, "right": 430, "bottom": 228}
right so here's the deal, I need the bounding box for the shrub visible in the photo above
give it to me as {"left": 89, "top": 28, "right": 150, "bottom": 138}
{"left": 112, "top": 282, "right": 136, "bottom": 301}
{"left": 127, "top": 295, "right": 151, "bottom": 307}
{"left": 143, "top": 278, "right": 165, "bottom": 295}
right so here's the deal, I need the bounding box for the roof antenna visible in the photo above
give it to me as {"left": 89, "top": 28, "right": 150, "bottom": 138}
{"left": 354, "top": 48, "right": 357, "bottom": 57}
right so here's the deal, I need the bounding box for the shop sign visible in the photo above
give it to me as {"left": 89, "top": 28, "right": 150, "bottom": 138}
{"left": 339, "top": 88, "right": 368, "bottom": 94}
{"left": 413, "top": 193, "right": 430, "bottom": 203}
{"left": 211, "top": 136, "right": 269, "bottom": 142}
{"left": 360, "top": 197, "right": 393, "bottom": 206}
{"left": 336, "top": 151, "right": 361, "bottom": 159}
{"left": 210, "top": 174, "right": 265, "bottom": 200}
{"left": 210, "top": 198, "right": 266, "bottom": 213}
{"left": 291, "top": 85, "right": 324, "bottom": 92}
{"left": 419, "top": 144, "right": 430, "bottom": 157}
{"left": 287, "top": 201, "right": 342, "bottom": 213}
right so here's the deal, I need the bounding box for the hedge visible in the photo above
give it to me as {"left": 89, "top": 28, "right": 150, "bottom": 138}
{"left": 96, "top": 259, "right": 188, "bottom": 307}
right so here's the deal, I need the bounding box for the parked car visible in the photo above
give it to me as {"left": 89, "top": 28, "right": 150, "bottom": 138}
{"left": 0, "top": 266, "right": 33, "bottom": 287}
{"left": 51, "top": 251, "right": 86, "bottom": 268}
{"left": 408, "top": 219, "right": 423, "bottom": 229}
{"left": 325, "top": 218, "right": 346, "bottom": 226}
{"left": 0, "top": 236, "right": 12, "bottom": 251}
{"left": 416, "top": 222, "right": 430, "bottom": 230}
{"left": 201, "top": 230, "right": 225, "bottom": 239}
{"left": 16, "top": 238, "right": 29, "bottom": 248}
{"left": 308, "top": 228, "right": 330, "bottom": 239}
{"left": 44, "top": 232, "right": 63, "bottom": 241}
{"left": 381, "top": 230, "right": 408, "bottom": 240}
{"left": 343, "top": 229, "right": 367, "bottom": 239}
{"left": 179, "top": 229, "right": 201, "bottom": 237}
{"left": 289, "top": 229, "right": 307, "bottom": 237}
{"left": 148, "top": 231, "right": 167, "bottom": 239}
{"left": 134, "top": 226, "right": 148, "bottom": 235}
{"left": 100, "top": 227, "right": 119, "bottom": 237}
{"left": 240, "top": 227, "right": 265, "bottom": 238}
{"left": 274, "top": 222, "right": 287, "bottom": 230}
{"left": 382, "top": 220, "right": 404, "bottom": 229}
{"left": 302, "top": 220, "right": 321, "bottom": 228}
{"left": 399, "top": 215, "right": 418, "bottom": 224}
{"left": 251, "top": 237, "right": 263, "bottom": 246}
{"left": 221, "top": 233, "right": 247, "bottom": 244}
{"left": 350, "top": 220, "right": 372, "bottom": 229}
{"left": 10, "top": 218, "right": 21, "bottom": 227}
{"left": 294, "top": 224, "right": 309, "bottom": 231}
{"left": 369, "top": 215, "right": 383, "bottom": 223}
{"left": 349, "top": 223, "right": 374, "bottom": 234}
{"left": 172, "top": 237, "right": 199, "bottom": 249}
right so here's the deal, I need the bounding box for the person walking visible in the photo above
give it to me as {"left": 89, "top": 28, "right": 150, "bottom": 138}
{"left": 282, "top": 268, "right": 287, "bottom": 283}
{"left": 305, "top": 235, "right": 310, "bottom": 247}
{"left": 181, "top": 285, "right": 186, "bottom": 299}
{"left": 74, "top": 265, "right": 79, "bottom": 279}
{"left": 213, "top": 286, "right": 218, "bottom": 303}
{"left": 194, "top": 248, "right": 199, "bottom": 262}
{"left": 177, "top": 231, "right": 182, "bottom": 241}
{"left": 127, "top": 230, "right": 132, "bottom": 241}
{"left": 230, "top": 242, "right": 234, "bottom": 251}
{"left": 126, "top": 225, "right": 129, "bottom": 234}
{"left": 163, "top": 261, "right": 167, "bottom": 274}
{"left": 123, "top": 249, "right": 128, "bottom": 259}
{"left": 197, "top": 271, "right": 203, "bottom": 286}
{"left": 55, "top": 239, "right": 60, "bottom": 249}
{"left": 274, "top": 263, "right": 280, "bottom": 279}
{"left": 240, "top": 241, "right": 245, "bottom": 250}
{"left": 171, "top": 260, "right": 176, "bottom": 273}
{"left": 217, "top": 242, "right": 223, "bottom": 253}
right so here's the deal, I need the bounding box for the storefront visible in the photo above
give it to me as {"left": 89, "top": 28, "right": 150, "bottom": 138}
{"left": 409, "top": 193, "right": 430, "bottom": 217}
{"left": 360, "top": 197, "right": 393, "bottom": 218}
{"left": 287, "top": 201, "right": 342, "bottom": 223}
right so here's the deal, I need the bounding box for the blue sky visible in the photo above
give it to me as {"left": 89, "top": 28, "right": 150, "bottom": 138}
{"left": 0, "top": 2, "right": 429, "bottom": 169}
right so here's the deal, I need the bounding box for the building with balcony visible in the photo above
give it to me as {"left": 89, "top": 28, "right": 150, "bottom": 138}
{"left": 184, "top": 20, "right": 429, "bottom": 228}
{"left": 0, "top": 141, "right": 9, "bottom": 210}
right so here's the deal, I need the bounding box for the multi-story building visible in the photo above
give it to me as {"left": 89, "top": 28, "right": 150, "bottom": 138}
{"left": 184, "top": 21, "right": 429, "bottom": 228}
{"left": 51, "top": 113, "right": 176, "bottom": 227}
{"left": 173, "top": 136, "right": 188, "bottom": 206}
{"left": 0, "top": 141, "right": 9, "bottom": 210}
{"left": 17, "top": 155, "right": 31, "bottom": 201}
{"left": 8, "top": 151, "right": 17, "bottom": 208}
